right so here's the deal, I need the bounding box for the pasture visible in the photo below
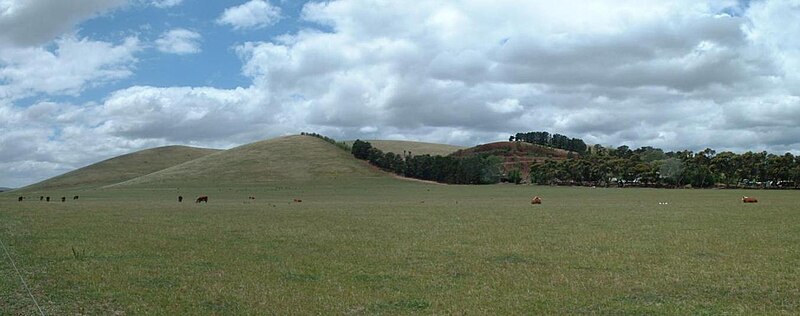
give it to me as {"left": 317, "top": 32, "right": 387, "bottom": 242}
{"left": 2, "top": 182, "right": 799, "bottom": 314}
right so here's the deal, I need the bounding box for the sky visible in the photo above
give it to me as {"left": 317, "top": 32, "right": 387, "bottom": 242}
{"left": 1, "top": 0, "right": 799, "bottom": 188}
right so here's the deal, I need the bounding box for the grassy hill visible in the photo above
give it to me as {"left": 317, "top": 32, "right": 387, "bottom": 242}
{"left": 112, "top": 135, "right": 388, "bottom": 188}
{"left": 18, "top": 146, "right": 220, "bottom": 192}
{"left": 345, "top": 140, "right": 464, "bottom": 156}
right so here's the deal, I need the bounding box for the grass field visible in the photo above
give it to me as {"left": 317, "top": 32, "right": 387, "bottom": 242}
{"left": 2, "top": 182, "right": 799, "bottom": 314}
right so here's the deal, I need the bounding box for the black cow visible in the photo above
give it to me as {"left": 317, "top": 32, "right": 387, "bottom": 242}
{"left": 18, "top": 196, "right": 23, "bottom": 202}
{"left": 196, "top": 196, "right": 208, "bottom": 203}
{"left": 61, "top": 197, "right": 66, "bottom": 202}
{"left": 46, "top": 196, "right": 50, "bottom": 202}
{"left": 73, "top": 195, "right": 79, "bottom": 200}
{"left": 178, "top": 195, "right": 183, "bottom": 202}
{"left": 40, "top": 196, "right": 44, "bottom": 201}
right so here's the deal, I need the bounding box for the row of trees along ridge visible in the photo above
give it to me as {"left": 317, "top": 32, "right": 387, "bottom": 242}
{"left": 350, "top": 139, "right": 502, "bottom": 184}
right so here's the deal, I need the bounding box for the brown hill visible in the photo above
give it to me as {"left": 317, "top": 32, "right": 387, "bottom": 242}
{"left": 18, "top": 146, "right": 220, "bottom": 192}
{"left": 450, "top": 141, "right": 575, "bottom": 181}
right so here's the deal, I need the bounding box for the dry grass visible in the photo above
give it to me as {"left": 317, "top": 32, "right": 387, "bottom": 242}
{"left": 19, "top": 146, "right": 219, "bottom": 192}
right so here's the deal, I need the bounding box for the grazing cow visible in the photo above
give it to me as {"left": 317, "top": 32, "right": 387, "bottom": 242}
{"left": 248, "top": 196, "right": 255, "bottom": 200}
{"left": 742, "top": 196, "right": 758, "bottom": 203}
{"left": 18, "top": 196, "right": 23, "bottom": 202}
{"left": 531, "top": 196, "right": 542, "bottom": 204}
{"left": 196, "top": 195, "right": 208, "bottom": 203}
{"left": 178, "top": 195, "right": 183, "bottom": 202}
{"left": 73, "top": 195, "right": 79, "bottom": 200}
{"left": 46, "top": 196, "right": 50, "bottom": 202}
{"left": 40, "top": 196, "right": 44, "bottom": 201}
{"left": 61, "top": 197, "right": 66, "bottom": 202}
{"left": 293, "top": 198, "right": 302, "bottom": 203}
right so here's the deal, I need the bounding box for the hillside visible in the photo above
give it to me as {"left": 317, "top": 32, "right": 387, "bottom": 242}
{"left": 450, "top": 141, "right": 575, "bottom": 180}
{"left": 345, "top": 140, "right": 464, "bottom": 156}
{"left": 18, "top": 146, "right": 220, "bottom": 192}
{"left": 112, "top": 135, "right": 388, "bottom": 188}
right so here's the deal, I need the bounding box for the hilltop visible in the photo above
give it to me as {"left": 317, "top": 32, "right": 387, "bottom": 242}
{"left": 112, "top": 135, "right": 388, "bottom": 188}
{"left": 345, "top": 140, "right": 463, "bottom": 156}
{"left": 18, "top": 146, "right": 220, "bottom": 192}
{"left": 450, "top": 141, "right": 575, "bottom": 180}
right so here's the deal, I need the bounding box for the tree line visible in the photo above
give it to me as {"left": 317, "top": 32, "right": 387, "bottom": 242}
{"left": 351, "top": 139, "right": 502, "bottom": 184}
{"left": 530, "top": 145, "right": 800, "bottom": 188}
{"left": 511, "top": 131, "right": 588, "bottom": 154}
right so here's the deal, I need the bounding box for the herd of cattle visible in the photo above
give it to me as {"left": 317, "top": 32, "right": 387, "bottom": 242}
{"left": 16, "top": 194, "right": 760, "bottom": 204}
{"left": 17, "top": 195, "right": 78, "bottom": 202}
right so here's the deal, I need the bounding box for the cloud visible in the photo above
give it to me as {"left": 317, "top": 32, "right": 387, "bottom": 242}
{"left": 5, "top": 0, "right": 800, "bottom": 188}
{"left": 217, "top": 0, "right": 282, "bottom": 30}
{"left": 155, "top": 28, "right": 202, "bottom": 55}
{"left": 0, "top": 0, "right": 126, "bottom": 47}
{"left": 0, "top": 36, "right": 141, "bottom": 100}
{"left": 151, "top": 0, "right": 183, "bottom": 8}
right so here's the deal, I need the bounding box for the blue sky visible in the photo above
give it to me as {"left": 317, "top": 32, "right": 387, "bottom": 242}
{"left": 1, "top": 0, "right": 799, "bottom": 187}
{"left": 53, "top": 1, "right": 313, "bottom": 103}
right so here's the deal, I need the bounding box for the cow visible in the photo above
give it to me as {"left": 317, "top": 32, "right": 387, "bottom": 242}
{"left": 18, "top": 196, "right": 23, "bottom": 202}
{"left": 196, "top": 195, "right": 208, "bottom": 203}
{"left": 40, "top": 196, "right": 44, "bottom": 201}
{"left": 73, "top": 195, "right": 79, "bottom": 200}
{"left": 61, "top": 197, "right": 66, "bottom": 202}
{"left": 248, "top": 196, "right": 255, "bottom": 200}
{"left": 293, "top": 198, "right": 302, "bottom": 203}
{"left": 178, "top": 195, "right": 183, "bottom": 202}
{"left": 46, "top": 196, "right": 50, "bottom": 202}
{"left": 531, "top": 196, "right": 542, "bottom": 204}
{"left": 742, "top": 196, "right": 758, "bottom": 203}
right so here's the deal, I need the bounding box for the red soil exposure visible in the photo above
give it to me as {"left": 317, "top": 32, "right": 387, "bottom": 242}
{"left": 450, "top": 141, "right": 576, "bottom": 181}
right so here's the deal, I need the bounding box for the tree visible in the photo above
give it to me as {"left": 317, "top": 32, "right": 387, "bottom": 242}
{"left": 351, "top": 139, "right": 373, "bottom": 160}
{"left": 660, "top": 158, "right": 684, "bottom": 187}
{"left": 711, "top": 151, "right": 739, "bottom": 188}
{"left": 507, "top": 169, "right": 522, "bottom": 184}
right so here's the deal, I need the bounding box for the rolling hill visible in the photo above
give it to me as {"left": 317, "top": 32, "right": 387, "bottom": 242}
{"left": 18, "top": 146, "right": 220, "bottom": 192}
{"left": 112, "top": 135, "right": 388, "bottom": 188}
{"left": 345, "top": 140, "right": 464, "bottom": 156}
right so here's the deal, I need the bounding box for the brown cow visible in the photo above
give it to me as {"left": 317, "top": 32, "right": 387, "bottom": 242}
{"left": 293, "top": 198, "right": 302, "bottom": 203}
{"left": 742, "top": 196, "right": 758, "bottom": 203}
{"left": 196, "top": 195, "right": 208, "bottom": 203}
{"left": 531, "top": 196, "right": 542, "bottom": 204}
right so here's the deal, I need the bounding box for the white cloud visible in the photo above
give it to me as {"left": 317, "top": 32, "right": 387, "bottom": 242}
{"left": 155, "top": 28, "right": 202, "bottom": 55}
{"left": 151, "top": 0, "right": 182, "bottom": 8}
{"left": 6, "top": 0, "right": 800, "bottom": 188}
{"left": 0, "top": 36, "right": 141, "bottom": 100}
{"left": 217, "top": 0, "right": 282, "bottom": 30}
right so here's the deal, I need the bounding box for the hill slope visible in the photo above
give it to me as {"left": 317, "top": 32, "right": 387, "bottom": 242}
{"left": 113, "top": 135, "right": 388, "bottom": 188}
{"left": 19, "top": 146, "right": 220, "bottom": 192}
{"left": 451, "top": 141, "right": 575, "bottom": 181}
{"left": 345, "top": 140, "right": 464, "bottom": 156}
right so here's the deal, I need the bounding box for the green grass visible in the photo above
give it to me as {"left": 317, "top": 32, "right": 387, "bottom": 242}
{"left": 2, "top": 183, "right": 799, "bottom": 314}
